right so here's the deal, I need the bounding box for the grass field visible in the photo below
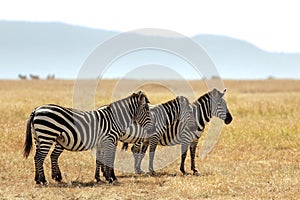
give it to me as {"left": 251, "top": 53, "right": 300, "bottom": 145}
{"left": 0, "top": 79, "right": 299, "bottom": 199}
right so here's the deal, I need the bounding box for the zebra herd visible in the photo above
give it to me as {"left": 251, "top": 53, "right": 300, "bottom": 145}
{"left": 23, "top": 89, "right": 232, "bottom": 185}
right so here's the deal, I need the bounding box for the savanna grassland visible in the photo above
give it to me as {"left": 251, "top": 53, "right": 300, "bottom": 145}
{"left": 0, "top": 79, "right": 299, "bottom": 199}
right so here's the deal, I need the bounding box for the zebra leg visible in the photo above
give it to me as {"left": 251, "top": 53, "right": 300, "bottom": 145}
{"left": 100, "top": 151, "right": 105, "bottom": 177}
{"left": 95, "top": 149, "right": 102, "bottom": 182}
{"left": 34, "top": 143, "right": 51, "bottom": 185}
{"left": 149, "top": 140, "right": 158, "bottom": 176}
{"left": 34, "top": 149, "right": 41, "bottom": 184}
{"left": 104, "top": 142, "right": 117, "bottom": 183}
{"left": 136, "top": 142, "right": 148, "bottom": 174}
{"left": 110, "top": 168, "right": 117, "bottom": 181}
{"left": 190, "top": 140, "right": 199, "bottom": 175}
{"left": 95, "top": 149, "right": 114, "bottom": 183}
{"left": 131, "top": 143, "right": 144, "bottom": 174}
{"left": 50, "top": 143, "right": 64, "bottom": 182}
{"left": 100, "top": 147, "right": 117, "bottom": 182}
{"left": 100, "top": 164, "right": 118, "bottom": 181}
{"left": 131, "top": 143, "right": 140, "bottom": 173}
{"left": 132, "top": 152, "right": 140, "bottom": 173}
{"left": 180, "top": 142, "right": 189, "bottom": 175}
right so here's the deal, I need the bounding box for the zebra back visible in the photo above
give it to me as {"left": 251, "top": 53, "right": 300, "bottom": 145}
{"left": 151, "top": 96, "right": 191, "bottom": 130}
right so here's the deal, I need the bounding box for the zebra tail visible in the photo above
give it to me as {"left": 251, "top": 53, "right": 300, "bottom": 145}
{"left": 121, "top": 143, "right": 129, "bottom": 151}
{"left": 23, "top": 111, "right": 34, "bottom": 158}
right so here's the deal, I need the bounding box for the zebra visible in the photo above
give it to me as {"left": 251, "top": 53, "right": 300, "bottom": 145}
{"left": 18, "top": 74, "right": 27, "bottom": 80}
{"left": 29, "top": 74, "right": 40, "bottom": 80}
{"left": 114, "top": 95, "right": 197, "bottom": 176}
{"left": 23, "top": 91, "right": 151, "bottom": 185}
{"left": 122, "top": 88, "right": 233, "bottom": 175}
{"left": 46, "top": 74, "right": 55, "bottom": 80}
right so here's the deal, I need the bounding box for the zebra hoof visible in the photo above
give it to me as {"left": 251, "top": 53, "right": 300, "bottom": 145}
{"left": 108, "top": 179, "right": 114, "bottom": 184}
{"left": 180, "top": 168, "right": 186, "bottom": 175}
{"left": 52, "top": 174, "right": 62, "bottom": 182}
{"left": 105, "top": 177, "right": 114, "bottom": 184}
{"left": 42, "top": 181, "right": 48, "bottom": 186}
{"left": 150, "top": 171, "right": 156, "bottom": 176}
{"left": 193, "top": 170, "right": 200, "bottom": 176}
{"left": 36, "top": 177, "right": 48, "bottom": 186}
{"left": 135, "top": 169, "right": 144, "bottom": 174}
{"left": 37, "top": 180, "right": 48, "bottom": 186}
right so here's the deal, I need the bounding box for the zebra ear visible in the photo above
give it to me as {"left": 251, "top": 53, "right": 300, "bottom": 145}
{"left": 142, "top": 95, "right": 150, "bottom": 104}
{"left": 211, "top": 88, "right": 219, "bottom": 98}
{"left": 211, "top": 88, "right": 225, "bottom": 99}
{"left": 145, "top": 96, "right": 150, "bottom": 103}
{"left": 221, "top": 89, "right": 227, "bottom": 97}
{"left": 134, "top": 91, "right": 142, "bottom": 96}
{"left": 137, "top": 91, "right": 148, "bottom": 105}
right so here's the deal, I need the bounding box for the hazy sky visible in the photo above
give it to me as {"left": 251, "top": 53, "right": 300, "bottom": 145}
{"left": 0, "top": 0, "right": 299, "bottom": 53}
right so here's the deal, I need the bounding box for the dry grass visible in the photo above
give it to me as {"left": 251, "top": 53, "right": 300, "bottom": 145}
{"left": 0, "top": 79, "right": 299, "bottom": 199}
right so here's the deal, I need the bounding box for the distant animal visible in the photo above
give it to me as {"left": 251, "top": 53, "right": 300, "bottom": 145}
{"left": 23, "top": 91, "right": 151, "bottom": 185}
{"left": 18, "top": 74, "right": 27, "bottom": 80}
{"left": 46, "top": 74, "right": 55, "bottom": 80}
{"left": 122, "top": 88, "right": 233, "bottom": 175}
{"left": 29, "top": 74, "right": 39, "bottom": 80}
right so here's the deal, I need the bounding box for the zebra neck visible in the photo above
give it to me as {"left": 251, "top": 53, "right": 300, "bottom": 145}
{"left": 109, "top": 102, "right": 133, "bottom": 132}
{"left": 193, "top": 94, "right": 212, "bottom": 132}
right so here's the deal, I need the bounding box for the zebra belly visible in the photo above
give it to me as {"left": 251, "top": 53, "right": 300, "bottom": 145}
{"left": 158, "top": 139, "right": 181, "bottom": 146}
{"left": 120, "top": 124, "right": 148, "bottom": 143}
{"left": 119, "top": 132, "right": 146, "bottom": 143}
{"left": 157, "top": 132, "right": 182, "bottom": 146}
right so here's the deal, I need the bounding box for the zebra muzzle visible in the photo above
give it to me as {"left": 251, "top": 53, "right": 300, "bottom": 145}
{"left": 224, "top": 113, "right": 233, "bottom": 125}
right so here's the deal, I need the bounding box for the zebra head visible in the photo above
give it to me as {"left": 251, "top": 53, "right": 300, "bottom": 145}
{"left": 132, "top": 91, "right": 152, "bottom": 130}
{"left": 209, "top": 88, "right": 232, "bottom": 125}
{"left": 176, "top": 96, "right": 198, "bottom": 132}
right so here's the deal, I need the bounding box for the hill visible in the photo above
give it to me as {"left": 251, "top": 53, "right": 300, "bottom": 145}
{"left": 0, "top": 21, "right": 299, "bottom": 79}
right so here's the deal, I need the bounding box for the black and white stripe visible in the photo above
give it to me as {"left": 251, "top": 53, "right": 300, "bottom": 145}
{"left": 23, "top": 91, "right": 151, "bottom": 184}
{"left": 123, "top": 88, "right": 232, "bottom": 175}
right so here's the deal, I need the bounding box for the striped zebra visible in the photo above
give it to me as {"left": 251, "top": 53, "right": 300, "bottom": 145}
{"left": 122, "top": 88, "right": 232, "bottom": 175}
{"left": 118, "top": 95, "right": 197, "bottom": 175}
{"left": 23, "top": 91, "right": 151, "bottom": 185}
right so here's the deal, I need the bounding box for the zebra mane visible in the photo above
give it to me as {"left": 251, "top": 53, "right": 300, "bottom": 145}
{"left": 155, "top": 97, "right": 180, "bottom": 113}
{"left": 160, "top": 97, "right": 178, "bottom": 107}
{"left": 193, "top": 93, "right": 210, "bottom": 105}
{"left": 194, "top": 88, "right": 224, "bottom": 105}
{"left": 108, "top": 91, "right": 149, "bottom": 106}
